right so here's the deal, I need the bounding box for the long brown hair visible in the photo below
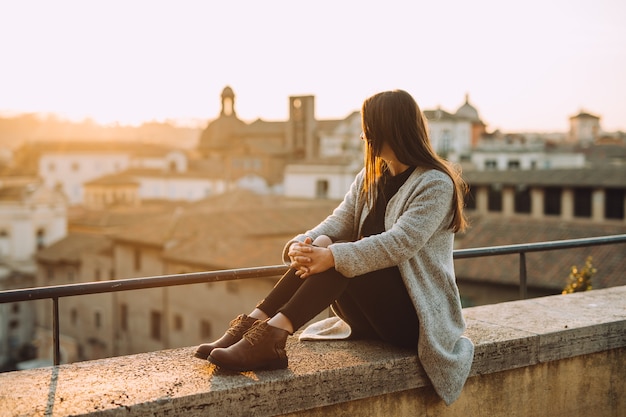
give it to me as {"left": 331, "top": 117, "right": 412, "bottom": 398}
{"left": 360, "top": 89, "right": 468, "bottom": 233}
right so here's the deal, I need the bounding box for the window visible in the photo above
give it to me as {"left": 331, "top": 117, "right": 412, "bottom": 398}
{"left": 507, "top": 160, "right": 520, "bottom": 170}
{"left": 200, "top": 320, "right": 212, "bottom": 339}
{"left": 151, "top": 311, "right": 162, "bottom": 341}
{"left": 514, "top": 186, "right": 531, "bottom": 214}
{"left": 12, "top": 303, "right": 20, "bottom": 314}
{"left": 605, "top": 188, "right": 625, "bottom": 220}
{"left": 94, "top": 311, "right": 102, "bottom": 328}
{"left": 544, "top": 187, "right": 562, "bottom": 216}
{"left": 488, "top": 186, "right": 502, "bottom": 212}
{"left": 574, "top": 188, "right": 592, "bottom": 218}
{"left": 464, "top": 187, "right": 476, "bottom": 210}
{"left": 120, "top": 304, "right": 128, "bottom": 331}
{"left": 173, "top": 314, "right": 183, "bottom": 331}
{"left": 438, "top": 130, "right": 452, "bottom": 157}
{"left": 71, "top": 308, "right": 78, "bottom": 326}
{"left": 316, "top": 179, "right": 329, "bottom": 199}
{"left": 485, "top": 160, "right": 497, "bottom": 170}
{"left": 36, "top": 229, "right": 45, "bottom": 250}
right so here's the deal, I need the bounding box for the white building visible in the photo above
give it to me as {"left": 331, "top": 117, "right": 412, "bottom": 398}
{"left": 424, "top": 94, "right": 486, "bottom": 160}
{"left": 283, "top": 109, "right": 362, "bottom": 200}
{"left": 568, "top": 111, "right": 601, "bottom": 144}
{"left": 0, "top": 183, "right": 67, "bottom": 261}
{"left": 31, "top": 142, "right": 188, "bottom": 205}
{"left": 0, "top": 181, "right": 67, "bottom": 368}
{"left": 470, "top": 142, "right": 586, "bottom": 170}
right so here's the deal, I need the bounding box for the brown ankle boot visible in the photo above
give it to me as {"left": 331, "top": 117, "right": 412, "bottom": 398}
{"left": 194, "top": 314, "right": 259, "bottom": 360}
{"left": 208, "top": 319, "right": 289, "bottom": 371}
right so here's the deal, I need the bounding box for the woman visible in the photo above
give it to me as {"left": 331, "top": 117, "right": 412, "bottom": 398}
{"left": 195, "top": 89, "right": 474, "bottom": 405}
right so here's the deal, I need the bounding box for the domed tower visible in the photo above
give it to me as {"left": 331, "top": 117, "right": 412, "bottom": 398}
{"left": 455, "top": 93, "right": 486, "bottom": 147}
{"left": 455, "top": 93, "right": 480, "bottom": 121}
{"left": 197, "top": 86, "right": 247, "bottom": 157}
{"left": 220, "top": 86, "right": 236, "bottom": 117}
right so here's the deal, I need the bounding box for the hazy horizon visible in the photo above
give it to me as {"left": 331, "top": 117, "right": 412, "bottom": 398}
{"left": 1, "top": 1, "right": 625, "bottom": 132}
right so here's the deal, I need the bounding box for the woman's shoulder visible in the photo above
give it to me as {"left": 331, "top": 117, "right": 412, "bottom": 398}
{"left": 410, "top": 167, "right": 453, "bottom": 187}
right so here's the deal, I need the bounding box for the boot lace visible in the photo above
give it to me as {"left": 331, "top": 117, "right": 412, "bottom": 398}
{"left": 242, "top": 321, "right": 268, "bottom": 346}
{"left": 225, "top": 315, "right": 254, "bottom": 337}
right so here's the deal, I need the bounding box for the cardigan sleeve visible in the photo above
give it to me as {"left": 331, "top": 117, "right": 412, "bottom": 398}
{"left": 329, "top": 169, "right": 454, "bottom": 278}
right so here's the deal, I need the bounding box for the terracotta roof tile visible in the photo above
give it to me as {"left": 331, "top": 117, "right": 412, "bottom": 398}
{"left": 36, "top": 233, "right": 112, "bottom": 264}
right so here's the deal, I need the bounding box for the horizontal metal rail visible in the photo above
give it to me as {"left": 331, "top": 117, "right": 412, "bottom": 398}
{"left": 1, "top": 234, "right": 625, "bottom": 366}
{"left": 452, "top": 234, "right": 626, "bottom": 259}
{"left": 0, "top": 265, "right": 289, "bottom": 303}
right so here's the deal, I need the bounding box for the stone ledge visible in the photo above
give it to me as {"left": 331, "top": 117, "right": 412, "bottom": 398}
{"left": 1, "top": 286, "right": 624, "bottom": 417}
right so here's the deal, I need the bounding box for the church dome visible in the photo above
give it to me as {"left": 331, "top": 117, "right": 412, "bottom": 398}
{"left": 198, "top": 112, "right": 247, "bottom": 154}
{"left": 197, "top": 86, "right": 247, "bottom": 154}
{"left": 455, "top": 94, "right": 480, "bottom": 121}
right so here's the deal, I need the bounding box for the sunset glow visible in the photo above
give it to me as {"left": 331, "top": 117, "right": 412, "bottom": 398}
{"left": 1, "top": 0, "right": 625, "bottom": 131}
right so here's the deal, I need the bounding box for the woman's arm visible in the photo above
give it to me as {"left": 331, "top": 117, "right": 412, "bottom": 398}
{"left": 330, "top": 171, "right": 455, "bottom": 278}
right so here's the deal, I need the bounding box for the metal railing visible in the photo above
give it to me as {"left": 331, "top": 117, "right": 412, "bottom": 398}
{"left": 1, "top": 234, "right": 625, "bottom": 366}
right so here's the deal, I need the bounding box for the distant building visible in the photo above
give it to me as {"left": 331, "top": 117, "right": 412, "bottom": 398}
{"left": 464, "top": 167, "right": 626, "bottom": 222}
{"left": 424, "top": 94, "right": 486, "bottom": 159}
{"left": 5, "top": 140, "right": 233, "bottom": 207}
{"left": 568, "top": 111, "right": 601, "bottom": 144}
{"left": 0, "top": 182, "right": 67, "bottom": 262}
{"left": 0, "top": 181, "right": 67, "bottom": 368}
{"left": 7, "top": 141, "right": 191, "bottom": 205}
{"left": 197, "top": 87, "right": 357, "bottom": 195}
{"left": 457, "top": 166, "right": 626, "bottom": 305}
{"left": 469, "top": 139, "right": 586, "bottom": 170}
{"left": 283, "top": 110, "right": 363, "bottom": 200}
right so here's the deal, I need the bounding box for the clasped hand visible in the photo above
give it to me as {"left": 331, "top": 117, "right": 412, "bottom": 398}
{"left": 288, "top": 236, "right": 335, "bottom": 279}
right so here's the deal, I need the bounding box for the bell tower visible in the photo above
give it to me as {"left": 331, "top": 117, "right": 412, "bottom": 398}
{"left": 220, "top": 86, "right": 236, "bottom": 117}
{"left": 287, "top": 95, "right": 316, "bottom": 160}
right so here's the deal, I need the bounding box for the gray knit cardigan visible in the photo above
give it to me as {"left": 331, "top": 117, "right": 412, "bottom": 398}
{"left": 283, "top": 167, "right": 474, "bottom": 405}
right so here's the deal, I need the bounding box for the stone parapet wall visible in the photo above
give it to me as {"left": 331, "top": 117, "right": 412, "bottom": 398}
{"left": 1, "top": 286, "right": 624, "bottom": 417}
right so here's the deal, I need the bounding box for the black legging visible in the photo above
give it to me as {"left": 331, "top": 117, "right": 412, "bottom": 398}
{"left": 256, "top": 266, "right": 419, "bottom": 348}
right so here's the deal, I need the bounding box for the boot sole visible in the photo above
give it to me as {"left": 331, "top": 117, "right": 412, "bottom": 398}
{"left": 207, "top": 355, "right": 288, "bottom": 372}
{"left": 193, "top": 351, "right": 210, "bottom": 360}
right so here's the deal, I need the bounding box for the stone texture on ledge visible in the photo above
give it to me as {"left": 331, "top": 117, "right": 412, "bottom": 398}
{"left": 0, "top": 286, "right": 625, "bottom": 417}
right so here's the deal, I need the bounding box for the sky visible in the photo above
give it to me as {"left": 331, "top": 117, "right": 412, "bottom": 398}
{"left": 1, "top": 0, "right": 625, "bottom": 132}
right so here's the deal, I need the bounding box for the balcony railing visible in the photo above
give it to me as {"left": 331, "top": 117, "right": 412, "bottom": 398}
{"left": 1, "top": 234, "right": 625, "bottom": 366}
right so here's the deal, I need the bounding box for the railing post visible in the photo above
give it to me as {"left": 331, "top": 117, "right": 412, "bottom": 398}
{"left": 53, "top": 297, "right": 61, "bottom": 366}
{"left": 519, "top": 252, "right": 527, "bottom": 299}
